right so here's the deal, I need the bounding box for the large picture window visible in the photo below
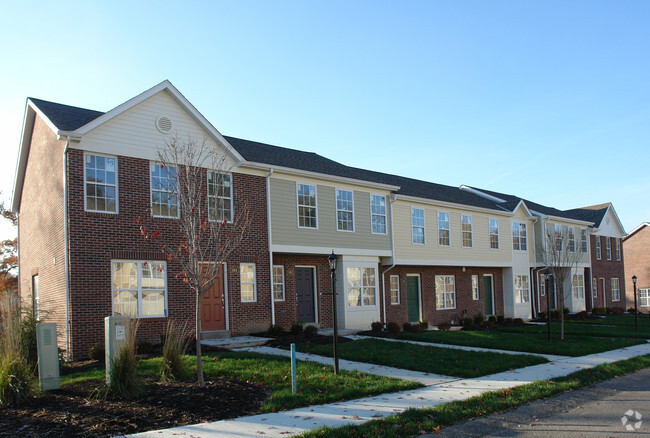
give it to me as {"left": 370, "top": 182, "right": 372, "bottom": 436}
{"left": 514, "top": 275, "right": 530, "bottom": 304}
{"left": 297, "top": 183, "right": 317, "bottom": 228}
{"left": 336, "top": 189, "right": 354, "bottom": 231}
{"left": 112, "top": 260, "right": 167, "bottom": 317}
{"left": 85, "top": 153, "right": 117, "bottom": 213}
{"left": 512, "top": 222, "right": 527, "bottom": 251}
{"left": 370, "top": 195, "right": 387, "bottom": 234}
{"left": 435, "top": 275, "right": 455, "bottom": 309}
{"left": 151, "top": 164, "right": 178, "bottom": 218}
{"left": 438, "top": 211, "right": 450, "bottom": 246}
{"left": 208, "top": 172, "right": 233, "bottom": 222}
{"left": 347, "top": 267, "right": 377, "bottom": 307}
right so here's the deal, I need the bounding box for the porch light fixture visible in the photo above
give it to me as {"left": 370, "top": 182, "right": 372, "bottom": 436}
{"left": 633, "top": 275, "right": 638, "bottom": 332}
{"left": 328, "top": 251, "right": 340, "bottom": 375}
{"left": 543, "top": 269, "right": 551, "bottom": 342}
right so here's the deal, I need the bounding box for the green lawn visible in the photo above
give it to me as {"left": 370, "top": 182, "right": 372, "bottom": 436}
{"left": 397, "top": 330, "right": 644, "bottom": 357}
{"left": 60, "top": 350, "right": 421, "bottom": 412}
{"left": 294, "top": 338, "right": 547, "bottom": 378}
{"left": 495, "top": 318, "right": 650, "bottom": 339}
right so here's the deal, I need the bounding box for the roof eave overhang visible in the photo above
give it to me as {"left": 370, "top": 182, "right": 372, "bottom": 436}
{"left": 394, "top": 193, "right": 512, "bottom": 216}
{"left": 536, "top": 212, "right": 594, "bottom": 227}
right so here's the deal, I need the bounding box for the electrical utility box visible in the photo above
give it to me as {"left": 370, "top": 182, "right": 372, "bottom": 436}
{"left": 36, "top": 322, "right": 60, "bottom": 390}
{"left": 105, "top": 316, "right": 131, "bottom": 384}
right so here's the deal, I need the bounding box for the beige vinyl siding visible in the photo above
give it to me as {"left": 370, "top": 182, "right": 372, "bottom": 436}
{"left": 392, "top": 201, "right": 512, "bottom": 265}
{"left": 270, "top": 178, "right": 391, "bottom": 252}
{"left": 543, "top": 220, "right": 591, "bottom": 266}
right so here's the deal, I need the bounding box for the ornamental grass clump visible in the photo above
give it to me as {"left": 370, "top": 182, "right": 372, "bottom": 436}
{"left": 160, "top": 320, "right": 192, "bottom": 382}
{"left": 107, "top": 318, "right": 143, "bottom": 400}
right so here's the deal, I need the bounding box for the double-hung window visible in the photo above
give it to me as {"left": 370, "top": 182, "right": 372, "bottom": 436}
{"left": 438, "top": 211, "right": 450, "bottom": 246}
{"left": 112, "top": 260, "right": 167, "bottom": 317}
{"left": 592, "top": 277, "right": 598, "bottom": 298}
{"left": 568, "top": 227, "right": 576, "bottom": 252}
{"left": 297, "top": 183, "right": 317, "bottom": 228}
{"left": 596, "top": 237, "right": 602, "bottom": 260}
{"left": 151, "top": 164, "right": 179, "bottom": 218}
{"left": 514, "top": 275, "right": 530, "bottom": 303}
{"left": 572, "top": 274, "right": 585, "bottom": 299}
{"left": 606, "top": 238, "right": 612, "bottom": 260}
{"left": 472, "top": 275, "right": 479, "bottom": 300}
{"left": 616, "top": 239, "right": 621, "bottom": 261}
{"left": 272, "top": 266, "right": 285, "bottom": 301}
{"left": 461, "top": 215, "right": 472, "bottom": 248}
{"left": 411, "top": 208, "right": 425, "bottom": 245}
{"left": 336, "top": 189, "right": 354, "bottom": 231}
{"left": 389, "top": 275, "right": 400, "bottom": 304}
{"left": 435, "top": 275, "right": 455, "bottom": 309}
{"left": 489, "top": 218, "right": 499, "bottom": 249}
{"left": 580, "top": 229, "right": 588, "bottom": 253}
{"left": 512, "top": 222, "right": 527, "bottom": 251}
{"left": 347, "top": 267, "right": 377, "bottom": 307}
{"left": 370, "top": 195, "right": 387, "bottom": 234}
{"left": 639, "top": 289, "right": 650, "bottom": 307}
{"left": 240, "top": 263, "right": 257, "bottom": 302}
{"left": 85, "top": 153, "right": 117, "bottom": 213}
{"left": 611, "top": 278, "right": 620, "bottom": 301}
{"left": 208, "top": 172, "right": 233, "bottom": 222}
{"left": 554, "top": 224, "right": 562, "bottom": 252}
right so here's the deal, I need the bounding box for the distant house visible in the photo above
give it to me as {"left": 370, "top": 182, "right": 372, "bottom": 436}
{"left": 624, "top": 222, "right": 650, "bottom": 313}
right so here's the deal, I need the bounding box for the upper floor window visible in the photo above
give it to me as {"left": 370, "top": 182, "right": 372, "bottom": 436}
{"left": 580, "top": 229, "right": 588, "bottom": 253}
{"left": 461, "top": 215, "right": 473, "bottom": 248}
{"left": 240, "top": 263, "right": 257, "bottom": 302}
{"left": 596, "top": 237, "right": 602, "bottom": 260}
{"left": 272, "top": 265, "right": 285, "bottom": 301}
{"left": 336, "top": 189, "right": 354, "bottom": 232}
{"left": 297, "top": 183, "right": 317, "bottom": 229}
{"left": 512, "top": 222, "right": 527, "bottom": 251}
{"left": 568, "top": 227, "right": 576, "bottom": 252}
{"left": 347, "top": 267, "right": 377, "bottom": 307}
{"left": 112, "top": 260, "right": 167, "bottom": 317}
{"left": 370, "top": 195, "right": 387, "bottom": 234}
{"left": 435, "top": 275, "right": 455, "bottom": 309}
{"left": 606, "top": 237, "right": 612, "bottom": 260}
{"left": 572, "top": 274, "right": 584, "bottom": 299}
{"left": 616, "top": 239, "right": 621, "bottom": 261}
{"left": 554, "top": 224, "right": 562, "bottom": 251}
{"left": 489, "top": 218, "right": 499, "bottom": 249}
{"left": 411, "top": 208, "right": 425, "bottom": 245}
{"left": 389, "top": 275, "right": 400, "bottom": 305}
{"left": 611, "top": 277, "right": 620, "bottom": 301}
{"left": 208, "top": 172, "right": 232, "bottom": 222}
{"left": 85, "top": 153, "right": 117, "bottom": 213}
{"left": 438, "top": 211, "right": 450, "bottom": 246}
{"left": 151, "top": 164, "right": 178, "bottom": 218}
{"left": 514, "top": 274, "right": 530, "bottom": 303}
{"left": 472, "top": 275, "right": 479, "bottom": 300}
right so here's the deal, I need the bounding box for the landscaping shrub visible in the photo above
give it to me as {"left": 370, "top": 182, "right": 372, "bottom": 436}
{"left": 19, "top": 309, "right": 39, "bottom": 367}
{"left": 0, "top": 298, "right": 36, "bottom": 406}
{"left": 504, "top": 318, "right": 514, "bottom": 326}
{"left": 496, "top": 315, "right": 505, "bottom": 323}
{"left": 488, "top": 315, "right": 496, "bottom": 323}
{"left": 88, "top": 342, "right": 105, "bottom": 362}
{"left": 563, "top": 307, "right": 570, "bottom": 314}
{"left": 290, "top": 321, "right": 304, "bottom": 336}
{"left": 370, "top": 321, "right": 383, "bottom": 333}
{"left": 628, "top": 308, "right": 636, "bottom": 313}
{"left": 611, "top": 307, "right": 624, "bottom": 315}
{"left": 538, "top": 312, "right": 547, "bottom": 320}
{"left": 473, "top": 313, "right": 484, "bottom": 326}
{"left": 402, "top": 322, "right": 413, "bottom": 332}
{"left": 160, "top": 321, "right": 191, "bottom": 382}
{"left": 463, "top": 318, "right": 473, "bottom": 327}
{"left": 267, "top": 324, "right": 284, "bottom": 337}
{"left": 386, "top": 322, "right": 401, "bottom": 335}
{"left": 438, "top": 322, "right": 451, "bottom": 331}
{"left": 303, "top": 325, "right": 318, "bottom": 338}
{"left": 513, "top": 318, "right": 524, "bottom": 326}
{"left": 108, "top": 319, "right": 143, "bottom": 400}
{"left": 575, "top": 311, "right": 588, "bottom": 320}
{"left": 592, "top": 307, "right": 607, "bottom": 315}
{"left": 550, "top": 310, "right": 561, "bottom": 320}
{"left": 419, "top": 321, "right": 429, "bottom": 331}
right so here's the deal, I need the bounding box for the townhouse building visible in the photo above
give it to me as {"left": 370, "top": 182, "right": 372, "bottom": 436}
{"left": 624, "top": 222, "right": 650, "bottom": 313}
{"left": 13, "top": 81, "right": 625, "bottom": 359}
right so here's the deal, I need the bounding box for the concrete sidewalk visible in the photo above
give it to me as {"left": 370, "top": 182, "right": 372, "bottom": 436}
{"left": 125, "top": 342, "right": 650, "bottom": 438}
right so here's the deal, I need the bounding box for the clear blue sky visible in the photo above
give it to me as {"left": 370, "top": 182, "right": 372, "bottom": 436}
{"left": 1, "top": 0, "right": 649, "bottom": 239}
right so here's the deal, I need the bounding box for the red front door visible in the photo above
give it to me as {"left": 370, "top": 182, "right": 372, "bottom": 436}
{"left": 200, "top": 265, "right": 226, "bottom": 331}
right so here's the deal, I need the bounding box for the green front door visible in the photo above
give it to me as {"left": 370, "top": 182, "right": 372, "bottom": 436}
{"left": 407, "top": 276, "right": 420, "bottom": 322}
{"left": 484, "top": 276, "right": 494, "bottom": 315}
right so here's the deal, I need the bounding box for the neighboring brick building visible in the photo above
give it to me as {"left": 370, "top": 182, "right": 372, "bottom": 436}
{"left": 624, "top": 222, "right": 650, "bottom": 314}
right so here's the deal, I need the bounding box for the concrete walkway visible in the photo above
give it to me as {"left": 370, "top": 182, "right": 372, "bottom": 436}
{"left": 124, "top": 341, "right": 650, "bottom": 438}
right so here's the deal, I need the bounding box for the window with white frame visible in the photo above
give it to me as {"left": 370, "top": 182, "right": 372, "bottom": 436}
{"left": 438, "top": 211, "right": 450, "bottom": 246}
{"left": 240, "top": 263, "right": 257, "bottom": 302}
{"left": 272, "top": 265, "right": 285, "bottom": 301}
{"left": 568, "top": 227, "right": 576, "bottom": 252}
{"left": 347, "top": 267, "right": 377, "bottom": 307}
{"left": 514, "top": 275, "right": 530, "bottom": 303}
{"left": 540, "top": 274, "right": 546, "bottom": 296}
{"left": 412, "top": 208, "right": 425, "bottom": 245}
{"left": 461, "top": 215, "right": 473, "bottom": 248}
{"left": 336, "top": 189, "right": 354, "bottom": 231}
{"left": 472, "top": 275, "right": 479, "bottom": 300}
{"left": 112, "top": 260, "right": 167, "bottom": 317}
{"left": 390, "top": 275, "right": 400, "bottom": 304}
{"left": 572, "top": 274, "right": 585, "bottom": 299}
{"left": 151, "top": 164, "right": 178, "bottom": 218}
{"left": 297, "top": 183, "right": 317, "bottom": 228}
{"left": 581, "top": 229, "right": 588, "bottom": 253}
{"left": 616, "top": 239, "right": 621, "bottom": 261}
{"left": 611, "top": 277, "right": 620, "bottom": 301}
{"left": 435, "top": 275, "right": 455, "bottom": 309}
{"left": 639, "top": 289, "right": 650, "bottom": 307}
{"left": 606, "top": 237, "right": 612, "bottom": 260}
{"left": 208, "top": 172, "right": 233, "bottom": 222}
{"left": 592, "top": 277, "right": 598, "bottom": 298}
{"left": 596, "top": 237, "right": 602, "bottom": 260}
{"left": 554, "top": 224, "right": 563, "bottom": 251}
{"left": 512, "top": 222, "right": 527, "bottom": 251}
{"left": 85, "top": 154, "right": 118, "bottom": 213}
{"left": 489, "top": 218, "right": 499, "bottom": 249}
{"left": 370, "top": 195, "right": 387, "bottom": 234}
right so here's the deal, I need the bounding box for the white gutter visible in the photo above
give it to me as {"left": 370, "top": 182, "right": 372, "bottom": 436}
{"left": 63, "top": 137, "right": 71, "bottom": 360}
{"left": 381, "top": 194, "right": 397, "bottom": 326}
{"left": 266, "top": 169, "right": 275, "bottom": 325}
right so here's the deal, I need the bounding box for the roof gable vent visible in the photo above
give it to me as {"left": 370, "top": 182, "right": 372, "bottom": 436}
{"left": 155, "top": 116, "right": 172, "bottom": 134}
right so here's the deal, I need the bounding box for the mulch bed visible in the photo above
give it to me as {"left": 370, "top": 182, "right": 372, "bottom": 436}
{"left": 0, "top": 372, "right": 269, "bottom": 438}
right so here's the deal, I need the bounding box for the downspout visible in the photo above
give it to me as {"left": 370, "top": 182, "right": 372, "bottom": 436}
{"left": 63, "top": 137, "right": 71, "bottom": 360}
{"left": 266, "top": 169, "right": 275, "bottom": 325}
{"left": 381, "top": 194, "right": 397, "bottom": 325}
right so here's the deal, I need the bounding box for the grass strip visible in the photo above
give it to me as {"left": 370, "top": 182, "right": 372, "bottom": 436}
{"left": 496, "top": 323, "right": 650, "bottom": 339}
{"left": 295, "top": 338, "right": 547, "bottom": 378}
{"left": 398, "top": 330, "right": 644, "bottom": 356}
{"left": 301, "top": 354, "right": 650, "bottom": 438}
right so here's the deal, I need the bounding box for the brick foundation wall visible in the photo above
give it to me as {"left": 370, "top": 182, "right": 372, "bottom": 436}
{"left": 624, "top": 227, "right": 650, "bottom": 314}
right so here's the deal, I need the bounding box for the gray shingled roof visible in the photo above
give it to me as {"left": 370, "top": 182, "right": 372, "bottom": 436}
{"left": 29, "top": 98, "right": 105, "bottom": 132}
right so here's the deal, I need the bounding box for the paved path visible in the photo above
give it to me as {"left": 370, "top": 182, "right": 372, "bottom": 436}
{"left": 125, "top": 342, "right": 650, "bottom": 438}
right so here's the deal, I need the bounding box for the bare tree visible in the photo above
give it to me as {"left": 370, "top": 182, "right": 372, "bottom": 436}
{"left": 137, "top": 136, "right": 251, "bottom": 386}
{"left": 538, "top": 224, "right": 586, "bottom": 340}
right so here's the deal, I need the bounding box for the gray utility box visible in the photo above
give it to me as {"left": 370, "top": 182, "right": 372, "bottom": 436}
{"left": 36, "top": 322, "right": 60, "bottom": 390}
{"left": 105, "top": 316, "right": 131, "bottom": 384}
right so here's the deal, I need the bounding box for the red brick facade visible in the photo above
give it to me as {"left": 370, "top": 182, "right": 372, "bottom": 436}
{"left": 590, "top": 235, "right": 626, "bottom": 310}
{"left": 624, "top": 225, "right": 650, "bottom": 314}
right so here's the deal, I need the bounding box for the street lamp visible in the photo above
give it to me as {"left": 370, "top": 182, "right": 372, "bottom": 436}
{"left": 544, "top": 269, "right": 551, "bottom": 342}
{"left": 632, "top": 275, "right": 638, "bottom": 332}
{"left": 328, "top": 251, "right": 339, "bottom": 375}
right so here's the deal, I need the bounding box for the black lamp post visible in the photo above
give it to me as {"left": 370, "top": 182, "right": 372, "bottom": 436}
{"left": 328, "top": 251, "right": 339, "bottom": 375}
{"left": 544, "top": 269, "right": 551, "bottom": 342}
{"left": 633, "top": 275, "right": 638, "bottom": 332}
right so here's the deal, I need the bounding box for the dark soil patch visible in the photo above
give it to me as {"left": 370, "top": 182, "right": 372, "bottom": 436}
{"left": 264, "top": 334, "right": 354, "bottom": 348}
{"left": 0, "top": 376, "right": 269, "bottom": 437}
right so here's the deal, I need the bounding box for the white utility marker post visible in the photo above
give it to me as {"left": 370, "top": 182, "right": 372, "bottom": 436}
{"left": 105, "top": 316, "right": 130, "bottom": 384}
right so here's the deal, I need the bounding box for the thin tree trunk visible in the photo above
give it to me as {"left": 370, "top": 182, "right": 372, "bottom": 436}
{"left": 559, "top": 284, "right": 565, "bottom": 340}
{"left": 196, "top": 292, "right": 204, "bottom": 387}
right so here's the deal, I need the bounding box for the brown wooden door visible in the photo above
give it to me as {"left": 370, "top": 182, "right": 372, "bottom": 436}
{"left": 200, "top": 265, "right": 225, "bottom": 331}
